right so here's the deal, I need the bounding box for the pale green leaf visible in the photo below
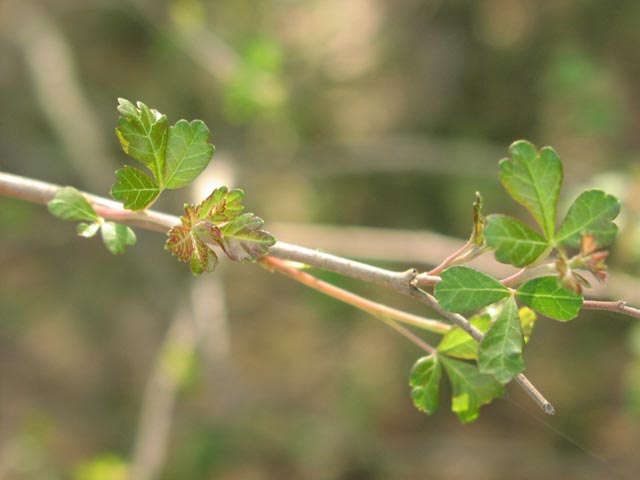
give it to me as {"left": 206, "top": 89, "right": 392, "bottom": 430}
{"left": 219, "top": 213, "right": 276, "bottom": 261}
{"left": 555, "top": 189, "right": 620, "bottom": 248}
{"left": 478, "top": 297, "right": 525, "bottom": 384}
{"left": 440, "top": 356, "right": 504, "bottom": 423}
{"left": 517, "top": 276, "right": 583, "bottom": 321}
{"left": 164, "top": 120, "right": 215, "bottom": 189}
{"left": 116, "top": 98, "right": 168, "bottom": 182}
{"left": 434, "top": 266, "right": 510, "bottom": 313}
{"left": 484, "top": 214, "right": 550, "bottom": 267}
{"left": 409, "top": 355, "right": 442, "bottom": 415}
{"left": 436, "top": 314, "right": 492, "bottom": 360}
{"left": 77, "top": 222, "right": 101, "bottom": 238}
{"left": 47, "top": 187, "right": 99, "bottom": 222}
{"left": 110, "top": 166, "right": 160, "bottom": 211}
{"left": 195, "top": 186, "right": 244, "bottom": 223}
{"left": 499, "top": 140, "right": 562, "bottom": 239}
{"left": 101, "top": 222, "right": 136, "bottom": 255}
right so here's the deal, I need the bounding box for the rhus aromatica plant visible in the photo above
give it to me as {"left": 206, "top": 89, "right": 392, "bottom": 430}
{"left": 1, "top": 99, "right": 638, "bottom": 424}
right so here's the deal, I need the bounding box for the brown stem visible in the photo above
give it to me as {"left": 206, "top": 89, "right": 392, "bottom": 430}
{"left": 582, "top": 300, "right": 640, "bottom": 320}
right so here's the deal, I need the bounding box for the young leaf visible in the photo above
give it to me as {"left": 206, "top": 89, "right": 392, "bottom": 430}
{"left": 437, "top": 314, "right": 492, "bottom": 360}
{"left": 434, "top": 266, "right": 510, "bottom": 313}
{"left": 519, "top": 306, "right": 537, "bottom": 344}
{"left": 194, "top": 186, "right": 245, "bottom": 223}
{"left": 409, "top": 354, "right": 442, "bottom": 415}
{"left": 165, "top": 220, "right": 220, "bottom": 275}
{"left": 110, "top": 166, "right": 160, "bottom": 210}
{"left": 555, "top": 190, "right": 620, "bottom": 249}
{"left": 499, "top": 140, "right": 562, "bottom": 239}
{"left": 77, "top": 222, "right": 101, "bottom": 238}
{"left": 478, "top": 297, "right": 525, "bottom": 384}
{"left": 440, "top": 356, "right": 504, "bottom": 423}
{"left": 484, "top": 214, "right": 550, "bottom": 267}
{"left": 116, "top": 98, "right": 168, "bottom": 182}
{"left": 101, "top": 222, "right": 136, "bottom": 255}
{"left": 219, "top": 213, "right": 276, "bottom": 262}
{"left": 47, "top": 187, "right": 99, "bottom": 222}
{"left": 517, "top": 276, "right": 583, "bottom": 321}
{"left": 164, "top": 120, "right": 215, "bottom": 189}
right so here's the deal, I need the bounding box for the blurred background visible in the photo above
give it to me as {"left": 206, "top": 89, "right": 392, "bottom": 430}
{"left": 2, "top": 0, "right": 640, "bottom": 479}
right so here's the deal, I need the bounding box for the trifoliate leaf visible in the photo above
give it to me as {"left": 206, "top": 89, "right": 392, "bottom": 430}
{"left": 440, "top": 356, "right": 504, "bottom": 423}
{"left": 100, "top": 222, "right": 136, "bottom": 255}
{"left": 110, "top": 166, "right": 161, "bottom": 210}
{"left": 116, "top": 98, "right": 168, "bottom": 182}
{"left": 478, "top": 297, "right": 525, "bottom": 384}
{"left": 434, "top": 266, "right": 510, "bottom": 313}
{"left": 194, "top": 186, "right": 244, "bottom": 223}
{"left": 555, "top": 189, "right": 620, "bottom": 249}
{"left": 164, "top": 120, "right": 215, "bottom": 189}
{"left": 219, "top": 213, "right": 276, "bottom": 262}
{"left": 436, "top": 314, "right": 492, "bottom": 360}
{"left": 517, "top": 276, "right": 583, "bottom": 321}
{"left": 409, "top": 354, "right": 442, "bottom": 415}
{"left": 499, "top": 140, "right": 562, "bottom": 239}
{"left": 484, "top": 214, "right": 550, "bottom": 267}
{"left": 77, "top": 222, "right": 101, "bottom": 238}
{"left": 47, "top": 187, "right": 99, "bottom": 222}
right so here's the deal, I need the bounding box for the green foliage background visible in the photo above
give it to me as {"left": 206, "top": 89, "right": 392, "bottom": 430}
{"left": 2, "top": 1, "right": 640, "bottom": 479}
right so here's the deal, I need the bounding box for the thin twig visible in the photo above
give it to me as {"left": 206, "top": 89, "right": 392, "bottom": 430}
{"left": 428, "top": 238, "right": 473, "bottom": 275}
{"left": 582, "top": 300, "right": 640, "bottom": 320}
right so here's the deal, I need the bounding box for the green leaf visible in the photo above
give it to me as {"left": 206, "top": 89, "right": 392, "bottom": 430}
{"left": 555, "top": 190, "right": 620, "bottom": 249}
{"left": 499, "top": 140, "right": 562, "bottom": 239}
{"left": 517, "top": 276, "right": 583, "bottom": 321}
{"left": 101, "top": 222, "right": 136, "bottom": 255}
{"left": 440, "top": 356, "right": 504, "bottom": 423}
{"left": 165, "top": 218, "right": 220, "bottom": 275}
{"left": 77, "top": 222, "right": 101, "bottom": 238}
{"left": 484, "top": 214, "right": 550, "bottom": 267}
{"left": 437, "top": 314, "right": 492, "bottom": 360}
{"left": 164, "top": 120, "right": 215, "bottom": 189}
{"left": 116, "top": 98, "right": 168, "bottom": 182}
{"left": 219, "top": 213, "right": 276, "bottom": 262}
{"left": 110, "top": 166, "right": 160, "bottom": 210}
{"left": 194, "top": 186, "right": 245, "bottom": 223}
{"left": 409, "top": 355, "right": 442, "bottom": 415}
{"left": 434, "top": 266, "right": 510, "bottom": 313}
{"left": 478, "top": 297, "right": 525, "bottom": 384}
{"left": 47, "top": 187, "right": 99, "bottom": 222}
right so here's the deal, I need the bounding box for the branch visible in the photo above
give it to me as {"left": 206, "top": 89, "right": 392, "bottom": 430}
{"left": 582, "top": 300, "right": 640, "bottom": 320}
{"left": 0, "top": 171, "right": 557, "bottom": 413}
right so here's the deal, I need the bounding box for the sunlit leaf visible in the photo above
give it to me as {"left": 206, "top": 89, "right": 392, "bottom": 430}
{"left": 409, "top": 354, "right": 442, "bottom": 415}
{"left": 77, "top": 222, "right": 101, "bottom": 238}
{"left": 440, "top": 356, "right": 504, "bottom": 423}
{"left": 194, "top": 186, "right": 244, "bottom": 223}
{"left": 110, "top": 166, "right": 160, "bottom": 210}
{"left": 478, "top": 297, "right": 525, "bottom": 384}
{"left": 484, "top": 214, "right": 550, "bottom": 267}
{"left": 47, "top": 187, "right": 99, "bottom": 222}
{"left": 164, "top": 119, "right": 215, "bottom": 189}
{"left": 101, "top": 222, "right": 136, "bottom": 255}
{"left": 436, "top": 314, "right": 492, "bottom": 360}
{"left": 555, "top": 189, "right": 620, "bottom": 249}
{"left": 434, "top": 266, "right": 510, "bottom": 313}
{"left": 517, "top": 276, "right": 583, "bottom": 321}
{"left": 519, "top": 306, "right": 537, "bottom": 344}
{"left": 499, "top": 140, "right": 562, "bottom": 239}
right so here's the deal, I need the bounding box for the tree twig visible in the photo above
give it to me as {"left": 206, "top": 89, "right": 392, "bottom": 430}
{"left": 582, "top": 300, "right": 640, "bottom": 320}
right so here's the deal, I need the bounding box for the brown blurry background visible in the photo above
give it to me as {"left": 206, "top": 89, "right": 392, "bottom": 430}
{"left": 2, "top": 1, "right": 640, "bottom": 479}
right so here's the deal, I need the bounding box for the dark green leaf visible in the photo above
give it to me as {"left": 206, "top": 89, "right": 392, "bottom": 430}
{"left": 440, "top": 356, "right": 504, "bottom": 423}
{"left": 219, "top": 213, "right": 276, "bottom": 262}
{"left": 110, "top": 166, "right": 160, "bottom": 210}
{"left": 555, "top": 190, "right": 620, "bottom": 248}
{"left": 434, "top": 266, "right": 510, "bottom": 313}
{"left": 115, "top": 98, "right": 168, "bottom": 182}
{"left": 101, "top": 222, "right": 136, "bottom": 255}
{"left": 484, "top": 214, "right": 550, "bottom": 267}
{"left": 47, "top": 187, "right": 99, "bottom": 222}
{"left": 478, "top": 297, "right": 525, "bottom": 384}
{"left": 499, "top": 140, "right": 562, "bottom": 239}
{"left": 517, "top": 276, "right": 583, "bottom": 321}
{"left": 164, "top": 120, "right": 215, "bottom": 189}
{"left": 409, "top": 355, "right": 442, "bottom": 415}
{"left": 436, "top": 314, "right": 492, "bottom": 360}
